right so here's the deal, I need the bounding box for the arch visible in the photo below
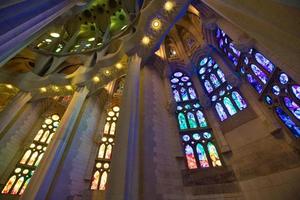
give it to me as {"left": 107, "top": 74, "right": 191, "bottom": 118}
{"left": 210, "top": 73, "right": 221, "bottom": 88}
{"left": 178, "top": 112, "right": 188, "bottom": 130}
{"left": 187, "top": 112, "right": 197, "bottom": 128}
{"left": 196, "top": 143, "right": 209, "bottom": 168}
{"left": 215, "top": 103, "right": 228, "bottom": 121}
{"left": 207, "top": 142, "right": 222, "bottom": 167}
{"left": 99, "top": 172, "right": 108, "bottom": 190}
{"left": 204, "top": 80, "right": 213, "bottom": 93}
{"left": 223, "top": 97, "right": 237, "bottom": 116}
{"left": 196, "top": 110, "right": 207, "bottom": 128}
{"left": 91, "top": 171, "right": 100, "bottom": 190}
{"left": 185, "top": 145, "right": 197, "bottom": 169}
{"left": 232, "top": 91, "right": 247, "bottom": 110}
{"left": 98, "top": 144, "right": 106, "bottom": 159}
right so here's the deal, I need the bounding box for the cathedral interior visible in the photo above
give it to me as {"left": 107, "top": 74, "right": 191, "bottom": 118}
{"left": 0, "top": 0, "right": 300, "bottom": 199}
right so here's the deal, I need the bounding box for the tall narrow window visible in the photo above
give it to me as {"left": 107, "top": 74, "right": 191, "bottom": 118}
{"left": 1, "top": 114, "right": 60, "bottom": 196}
{"left": 90, "top": 76, "right": 125, "bottom": 191}
{"left": 170, "top": 71, "right": 222, "bottom": 169}
{"left": 196, "top": 56, "right": 247, "bottom": 121}
{"left": 215, "top": 27, "right": 300, "bottom": 138}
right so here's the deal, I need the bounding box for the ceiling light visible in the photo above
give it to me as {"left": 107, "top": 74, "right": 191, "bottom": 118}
{"left": 45, "top": 39, "right": 52, "bottom": 42}
{"left": 88, "top": 37, "right": 95, "bottom": 42}
{"left": 50, "top": 32, "right": 60, "bottom": 38}
{"left": 93, "top": 76, "right": 100, "bottom": 83}
{"left": 85, "top": 43, "right": 91, "bottom": 47}
{"left": 121, "top": 25, "right": 127, "bottom": 30}
{"left": 151, "top": 18, "right": 162, "bottom": 31}
{"left": 164, "top": 1, "right": 175, "bottom": 11}
{"left": 115, "top": 63, "right": 122, "bottom": 69}
{"left": 55, "top": 48, "right": 62, "bottom": 53}
{"left": 40, "top": 87, "right": 47, "bottom": 92}
{"left": 74, "top": 44, "right": 80, "bottom": 48}
{"left": 141, "top": 36, "right": 150, "bottom": 45}
{"left": 104, "top": 70, "right": 110, "bottom": 75}
{"left": 53, "top": 86, "right": 59, "bottom": 91}
{"left": 97, "top": 42, "right": 102, "bottom": 46}
{"left": 6, "top": 84, "right": 13, "bottom": 89}
{"left": 65, "top": 85, "right": 73, "bottom": 90}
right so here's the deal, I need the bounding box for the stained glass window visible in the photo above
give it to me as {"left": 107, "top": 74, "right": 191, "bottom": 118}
{"left": 1, "top": 114, "right": 60, "bottom": 196}
{"left": 196, "top": 56, "right": 247, "bottom": 121}
{"left": 207, "top": 142, "right": 222, "bottom": 167}
{"left": 215, "top": 27, "right": 300, "bottom": 138}
{"left": 170, "top": 71, "right": 222, "bottom": 169}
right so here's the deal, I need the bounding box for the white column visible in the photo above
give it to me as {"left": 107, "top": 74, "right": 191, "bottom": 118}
{"left": 0, "top": 91, "right": 31, "bottom": 136}
{"left": 21, "top": 86, "right": 89, "bottom": 200}
{"left": 106, "top": 54, "right": 141, "bottom": 200}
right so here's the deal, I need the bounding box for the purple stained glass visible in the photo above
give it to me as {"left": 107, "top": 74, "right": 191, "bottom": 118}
{"left": 275, "top": 107, "right": 300, "bottom": 137}
{"left": 215, "top": 103, "right": 227, "bottom": 121}
{"left": 247, "top": 74, "right": 263, "bottom": 93}
{"left": 291, "top": 85, "right": 300, "bottom": 100}
{"left": 181, "top": 76, "right": 189, "bottom": 82}
{"left": 219, "top": 39, "right": 224, "bottom": 48}
{"left": 250, "top": 64, "right": 268, "bottom": 84}
{"left": 208, "top": 59, "right": 214, "bottom": 67}
{"left": 283, "top": 97, "right": 300, "bottom": 120}
{"left": 217, "top": 69, "right": 226, "bottom": 82}
{"left": 229, "top": 43, "right": 241, "bottom": 57}
{"left": 180, "top": 87, "right": 189, "bottom": 101}
{"left": 204, "top": 80, "right": 213, "bottom": 93}
{"left": 188, "top": 87, "right": 197, "bottom": 99}
{"left": 232, "top": 91, "right": 247, "bottom": 110}
{"left": 174, "top": 72, "right": 183, "bottom": 77}
{"left": 171, "top": 78, "right": 179, "bottom": 83}
{"left": 216, "top": 28, "right": 221, "bottom": 38}
{"left": 272, "top": 85, "right": 280, "bottom": 95}
{"left": 210, "top": 74, "right": 221, "bottom": 88}
{"left": 199, "top": 67, "right": 206, "bottom": 75}
{"left": 244, "top": 57, "right": 249, "bottom": 65}
{"left": 255, "top": 52, "right": 275, "bottom": 73}
{"left": 279, "top": 73, "right": 289, "bottom": 85}
{"left": 173, "top": 90, "right": 181, "bottom": 102}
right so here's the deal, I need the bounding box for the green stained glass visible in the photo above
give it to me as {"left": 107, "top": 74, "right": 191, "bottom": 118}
{"left": 223, "top": 97, "right": 237, "bottom": 116}
{"left": 178, "top": 113, "right": 188, "bottom": 130}
{"left": 187, "top": 112, "right": 197, "bottom": 128}
{"left": 207, "top": 142, "right": 222, "bottom": 167}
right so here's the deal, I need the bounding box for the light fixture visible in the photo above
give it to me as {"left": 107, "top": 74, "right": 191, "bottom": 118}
{"left": 93, "top": 76, "right": 100, "bottom": 83}
{"left": 115, "top": 63, "right": 122, "bottom": 69}
{"left": 6, "top": 84, "right": 13, "bottom": 89}
{"left": 85, "top": 43, "right": 91, "bottom": 47}
{"left": 74, "top": 44, "right": 80, "bottom": 48}
{"left": 50, "top": 32, "right": 60, "bottom": 38}
{"left": 55, "top": 48, "right": 62, "bottom": 53}
{"left": 53, "top": 86, "right": 59, "bottom": 91}
{"left": 104, "top": 70, "right": 110, "bottom": 75}
{"left": 121, "top": 25, "right": 128, "bottom": 30}
{"left": 45, "top": 38, "right": 52, "bottom": 43}
{"left": 141, "top": 36, "right": 150, "bottom": 45}
{"left": 40, "top": 87, "right": 47, "bottom": 92}
{"left": 97, "top": 42, "right": 102, "bottom": 46}
{"left": 164, "top": 1, "right": 175, "bottom": 11}
{"left": 65, "top": 85, "right": 73, "bottom": 90}
{"left": 88, "top": 37, "right": 95, "bottom": 42}
{"left": 151, "top": 18, "right": 162, "bottom": 31}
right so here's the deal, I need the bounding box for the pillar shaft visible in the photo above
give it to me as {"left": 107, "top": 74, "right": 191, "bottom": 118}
{"left": 106, "top": 54, "right": 141, "bottom": 200}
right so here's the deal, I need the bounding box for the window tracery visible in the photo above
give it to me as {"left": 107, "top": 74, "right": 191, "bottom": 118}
{"left": 197, "top": 56, "right": 247, "bottom": 121}
{"left": 1, "top": 114, "right": 60, "bottom": 196}
{"left": 170, "top": 71, "right": 222, "bottom": 169}
{"left": 215, "top": 27, "right": 300, "bottom": 138}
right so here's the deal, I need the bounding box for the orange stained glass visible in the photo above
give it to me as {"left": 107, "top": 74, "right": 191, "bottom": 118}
{"left": 27, "top": 151, "right": 39, "bottom": 166}
{"left": 19, "top": 178, "right": 30, "bottom": 195}
{"left": 11, "top": 177, "right": 24, "bottom": 195}
{"left": 1, "top": 175, "right": 16, "bottom": 194}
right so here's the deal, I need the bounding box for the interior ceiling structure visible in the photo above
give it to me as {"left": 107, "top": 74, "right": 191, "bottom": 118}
{"left": 0, "top": 0, "right": 193, "bottom": 101}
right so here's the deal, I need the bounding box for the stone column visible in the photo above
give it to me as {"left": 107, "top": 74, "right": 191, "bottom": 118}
{"left": 0, "top": 91, "right": 32, "bottom": 137}
{"left": 106, "top": 54, "right": 141, "bottom": 200}
{"left": 21, "top": 86, "right": 89, "bottom": 200}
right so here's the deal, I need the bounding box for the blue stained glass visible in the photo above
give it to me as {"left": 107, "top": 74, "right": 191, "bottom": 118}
{"left": 213, "top": 64, "right": 218, "bottom": 69}
{"left": 193, "top": 133, "right": 201, "bottom": 140}
{"left": 193, "top": 103, "right": 201, "bottom": 108}
{"left": 217, "top": 69, "right": 226, "bottom": 82}
{"left": 244, "top": 57, "right": 249, "bottom": 65}
{"left": 199, "top": 67, "right": 206, "bottom": 75}
{"left": 249, "top": 49, "right": 253, "bottom": 54}
{"left": 275, "top": 107, "right": 300, "bottom": 137}
{"left": 279, "top": 73, "right": 289, "bottom": 84}
{"left": 173, "top": 90, "right": 181, "bottom": 102}
{"left": 178, "top": 113, "right": 188, "bottom": 130}
{"left": 181, "top": 76, "right": 189, "bottom": 82}
{"left": 216, "top": 29, "right": 221, "bottom": 38}
{"left": 221, "top": 30, "right": 225, "bottom": 36}
{"left": 204, "top": 80, "right": 213, "bottom": 93}
{"left": 283, "top": 97, "right": 300, "bottom": 120}
{"left": 203, "top": 132, "right": 212, "bottom": 139}
{"left": 224, "top": 97, "right": 237, "bottom": 116}
{"left": 219, "top": 90, "right": 225, "bottom": 96}
{"left": 211, "top": 95, "right": 217, "bottom": 101}
{"left": 219, "top": 39, "right": 224, "bottom": 48}
{"left": 272, "top": 85, "right": 280, "bottom": 96}
{"left": 185, "top": 104, "right": 191, "bottom": 109}
{"left": 196, "top": 110, "right": 207, "bottom": 128}
{"left": 250, "top": 64, "right": 268, "bottom": 84}
{"left": 208, "top": 59, "right": 214, "bottom": 67}
{"left": 226, "top": 85, "right": 233, "bottom": 90}
{"left": 291, "top": 85, "right": 300, "bottom": 100}
{"left": 210, "top": 74, "right": 221, "bottom": 88}
{"left": 187, "top": 112, "right": 197, "bottom": 128}
{"left": 229, "top": 43, "right": 241, "bottom": 57}
{"left": 182, "top": 135, "right": 190, "bottom": 142}
{"left": 232, "top": 91, "right": 247, "bottom": 110}
{"left": 171, "top": 78, "right": 179, "bottom": 83}
{"left": 188, "top": 87, "right": 197, "bottom": 99}
{"left": 240, "top": 67, "right": 245, "bottom": 74}
{"left": 200, "top": 57, "right": 208, "bottom": 66}
{"left": 265, "top": 95, "right": 273, "bottom": 105}
{"left": 196, "top": 144, "right": 209, "bottom": 168}
{"left": 177, "top": 106, "right": 183, "bottom": 111}
{"left": 224, "top": 38, "right": 228, "bottom": 44}
{"left": 187, "top": 82, "right": 192, "bottom": 86}
{"left": 215, "top": 103, "right": 228, "bottom": 121}
{"left": 255, "top": 52, "right": 275, "bottom": 73}
{"left": 180, "top": 87, "right": 189, "bottom": 101}
{"left": 247, "top": 74, "right": 263, "bottom": 93}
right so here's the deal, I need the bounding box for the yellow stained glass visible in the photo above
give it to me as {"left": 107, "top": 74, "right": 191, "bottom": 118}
{"left": 105, "top": 145, "right": 112, "bottom": 159}
{"left": 40, "top": 130, "right": 50, "bottom": 143}
{"left": 91, "top": 171, "right": 100, "bottom": 190}
{"left": 99, "top": 172, "right": 108, "bottom": 190}
{"left": 27, "top": 152, "right": 38, "bottom": 166}
{"left": 11, "top": 177, "right": 24, "bottom": 195}
{"left": 46, "top": 133, "right": 54, "bottom": 144}
{"left": 104, "top": 122, "right": 110, "bottom": 134}
{"left": 19, "top": 178, "right": 30, "bottom": 195}
{"left": 109, "top": 122, "right": 116, "bottom": 135}
{"left": 98, "top": 144, "right": 106, "bottom": 158}
{"left": 34, "top": 129, "right": 44, "bottom": 141}
{"left": 20, "top": 150, "right": 31, "bottom": 164}
{"left": 35, "top": 153, "right": 44, "bottom": 166}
